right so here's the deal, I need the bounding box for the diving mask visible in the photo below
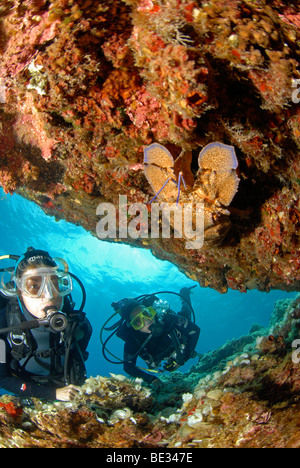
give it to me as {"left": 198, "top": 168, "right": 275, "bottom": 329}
{"left": 14, "top": 267, "right": 73, "bottom": 299}
{"left": 130, "top": 306, "right": 157, "bottom": 331}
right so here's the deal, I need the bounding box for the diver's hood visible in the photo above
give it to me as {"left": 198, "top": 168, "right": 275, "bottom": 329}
{"left": 18, "top": 249, "right": 57, "bottom": 269}
{"left": 120, "top": 299, "right": 141, "bottom": 321}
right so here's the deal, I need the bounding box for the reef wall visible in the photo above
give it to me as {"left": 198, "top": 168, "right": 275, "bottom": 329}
{"left": 0, "top": 294, "right": 299, "bottom": 448}
{"left": 0, "top": 0, "right": 299, "bottom": 293}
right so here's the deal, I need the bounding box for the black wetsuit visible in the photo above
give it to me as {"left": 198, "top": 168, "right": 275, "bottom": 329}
{"left": 120, "top": 311, "right": 200, "bottom": 384}
{"left": 0, "top": 295, "right": 92, "bottom": 399}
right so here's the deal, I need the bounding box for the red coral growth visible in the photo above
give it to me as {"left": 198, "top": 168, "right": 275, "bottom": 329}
{"left": 14, "top": 94, "right": 56, "bottom": 161}
{"left": 0, "top": 401, "right": 23, "bottom": 420}
{"left": 249, "top": 62, "right": 292, "bottom": 112}
{"left": 131, "top": 29, "right": 208, "bottom": 120}
{"left": 100, "top": 69, "right": 141, "bottom": 107}
{"left": 125, "top": 87, "right": 170, "bottom": 140}
{"left": 278, "top": 3, "right": 300, "bottom": 29}
{"left": 288, "top": 108, "right": 300, "bottom": 148}
{"left": 281, "top": 13, "right": 300, "bottom": 29}
{"left": 256, "top": 335, "right": 286, "bottom": 354}
{"left": 102, "top": 34, "right": 132, "bottom": 68}
{"left": 0, "top": 120, "right": 31, "bottom": 193}
{"left": 218, "top": 390, "right": 300, "bottom": 448}
{"left": 72, "top": 173, "right": 96, "bottom": 195}
{"left": 225, "top": 275, "right": 247, "bottom": 293}
{"left": 253, "top": 189, "right": 300, "bottom": 284}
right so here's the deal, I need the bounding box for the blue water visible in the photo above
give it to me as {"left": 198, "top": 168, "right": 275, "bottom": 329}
{"left": 0, "top": 188, "right": 295, "bottom": 378}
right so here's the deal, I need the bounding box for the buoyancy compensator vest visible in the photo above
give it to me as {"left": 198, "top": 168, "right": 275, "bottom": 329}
{"left": 0, "top": 296, "right": 90, "bottom": 386}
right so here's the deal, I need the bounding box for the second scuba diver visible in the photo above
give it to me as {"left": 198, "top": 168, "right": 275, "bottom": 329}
{"left": 0, "top": 247, "right": 92, "bottom": 401}
{"left": 103, "top": 287, "right": 200, "bottom": 387}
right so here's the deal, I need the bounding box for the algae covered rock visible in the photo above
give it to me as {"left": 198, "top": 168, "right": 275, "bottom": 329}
{"left": 0, "top": 0, "right": 299, "bottom": 293}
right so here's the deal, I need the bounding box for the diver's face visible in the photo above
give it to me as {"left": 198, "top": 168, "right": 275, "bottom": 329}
{"left": 18, "top": 267, "right": 63, "bottom": 319}
{"left": 21, "top": 293, "right": 63, "bottom": 319}
{"left": 130, "top": 307, "right": 156, "bottom": 334}
{"left": 138, "top": 321, "right": 153, "bottom": 334}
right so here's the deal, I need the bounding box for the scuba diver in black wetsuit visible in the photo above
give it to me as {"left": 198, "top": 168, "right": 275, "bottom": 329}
{"left": 101, "top": 287, "right": 200, "bottom": 387}
{"left": 0, "top": 247, "right": 92, "bottom": 401}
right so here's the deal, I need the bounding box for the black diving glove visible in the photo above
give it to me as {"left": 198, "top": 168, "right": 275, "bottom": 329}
{"left": 164, "top": 349, "right": 187, "bottom": 371}
{"left": 149, "top": 320, "right": 164, "bottom": 337}
{"left": 179, "top": 285, "right": 197, "bottom": 305}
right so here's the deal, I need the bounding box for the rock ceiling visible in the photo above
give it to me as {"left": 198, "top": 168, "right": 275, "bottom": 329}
{"left": 0, "top": 0, "right": 299, "bottom": 293}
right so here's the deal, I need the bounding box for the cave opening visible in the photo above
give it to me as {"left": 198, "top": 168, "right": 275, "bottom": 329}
{"left": 0, "top": 188, "right": 295, "bottom": 386}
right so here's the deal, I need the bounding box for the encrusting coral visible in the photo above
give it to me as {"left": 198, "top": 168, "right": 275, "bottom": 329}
{"left": 0, "top": 295, "right": 299, "bottom": 448}
{"left": 0, "top": 0, "right": 299, "bottom": 294}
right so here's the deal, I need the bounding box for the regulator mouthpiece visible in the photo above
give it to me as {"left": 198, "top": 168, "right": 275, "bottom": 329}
{"left": 40, "top": 307, "right": 68, "bottom": 332}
